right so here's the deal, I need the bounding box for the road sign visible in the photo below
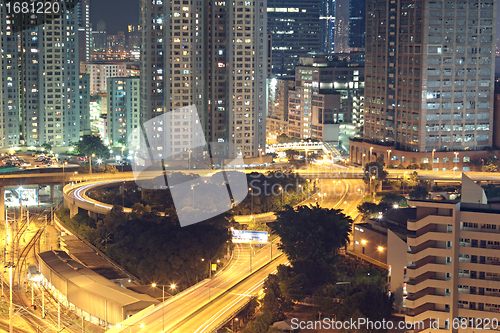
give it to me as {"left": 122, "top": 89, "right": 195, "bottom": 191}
{"left": 232, "top": 230, "right": 268, "bottom": 243}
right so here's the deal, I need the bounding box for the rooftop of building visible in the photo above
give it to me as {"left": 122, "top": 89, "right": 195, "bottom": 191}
{"left": 38, "top": 250, "right": 158, "bottom": 308}
{"left": 298, "top": 52, "right": 365, "bottom": 67}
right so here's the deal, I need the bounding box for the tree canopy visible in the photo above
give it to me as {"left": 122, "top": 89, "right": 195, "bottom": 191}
{"left": 57, "top": 205, "right": 231, "bottom": 288}
{"left": 271, "top": 205, "right": 352, "bottom": 287}
{"left": 409, "top": 185, "right": 430, "bottom": 200}
{"left": 75, "top": 135, "right": 110, "bottom": 159}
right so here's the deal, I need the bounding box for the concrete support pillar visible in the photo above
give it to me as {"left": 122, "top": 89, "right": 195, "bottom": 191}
{"left": 0, "top": 187, "right": 4, "bottom": 223}
{"left": 50, "top": 185, "right": 55, "bottom": 203}
{"left": 69, "top": 204, "right": 78, "bottom": 218}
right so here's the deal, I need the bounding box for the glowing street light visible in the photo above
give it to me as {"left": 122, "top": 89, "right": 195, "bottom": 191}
{"left": 152, "top": 283, "right": 176, "bottom": 331}
{"left": 89, "top": 153, "right": 96, "bottom": 174}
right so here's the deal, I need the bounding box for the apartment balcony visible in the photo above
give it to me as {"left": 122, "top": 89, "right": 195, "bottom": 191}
{"left": 407, "top": 231, "right": 453, "bottom": 247}
{"left": 406, "top": 308, "right": 450, "bottom": 323}
{"left": 408, "top": 214, "right": 454, "bottom": 231}
{"left": 406, "top": 277, "right": 452, "bottom": 294}
{"left": 408, "top": 248, "right": 452, "bottom": 262}
{"left": 405, "top": 292, "right": 451, "bottom": 309}
{"left": 407, "top": 262, "right": 452, "bottom": 278}
{"left": 460, "top": 226, "right": 500, "bottom": 235}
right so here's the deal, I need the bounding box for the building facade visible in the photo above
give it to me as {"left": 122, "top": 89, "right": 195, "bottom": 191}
{"left": 77, "top": 0, "right": 91, "bottom": 64}
{"left": 6, "top": 2, "right": 88, "bottom": 148}
{"left": 405, "top": 176, "right": 500, "bottom": 331}
{"left": 289, "top": 54, "right": 365, "bottom": 139}
{"left": 79, "top": 74, "right": 91, "bottom": 135}
{"left": 348, "top": 0, "right": 366, "bottom": 52}
{"left": 140, "top": 0, "right": 267, "bottom": 159}
{"left": 106, "top": 77, "right": 140, "bottom": 146}
{"left": 362, "top": 0, "right": 496, "bottom": 153}
{"left": 92, "top": 20, "right": 107, "bottom": 52}
{"left": 267, "top": 0, "right": 322, "bottom": 76}
{"left": 80, "top": 62, "right": 139, "bottom": 95}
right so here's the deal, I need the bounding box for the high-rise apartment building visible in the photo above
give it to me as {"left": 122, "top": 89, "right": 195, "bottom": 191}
{"left": 290, "top": 55, "right": 365, "bottom": 138}
{"left": 77, "top": 0, "right": 91, "bottom": 64}
{"left": 140, "top": 0, "right": 267, "bottom": 159}
{"left": 363, "top": 0, "right": 496, "bottom": 153}
{"left": 107, "top": 31, "right": 126, "bottom": 53}
{"left": 0, "top": 7, "right": 21, "bottom": 148}
{"left": 79, "top": 74, "right": 91, "bottom": 135}
{"left": 107, "top": 77, "right": 140, "bottom": 146}
{"left": 405, "top": 175, "right": 500, "bottom": 330}
{"left": 81, "top": 62, "right": 139, "bottom": 95}
{"left": 1, "top": 2, "right": 88, "bottom": 148}
{"left": 92, "top": 19, "right": 107, "bottom": 52}
{"left": 127, "top": 25, "right": 141, "bottom": 51}
{"left": 348, "top": 0, "right": 366, "bottom": 52}
{"left": 320, "top": 0, "right": 335, "bottom": 54}
{"left": 267, "top": 0, "right": 321, "bottom": 76}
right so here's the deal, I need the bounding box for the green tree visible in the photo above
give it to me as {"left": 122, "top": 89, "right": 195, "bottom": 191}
{"left": 276, "top": 133, "right": 300, "bottom": 144}
{"left": 246, "top": 222, "right": 269, "bottom": 232}
{"left": 284, "top": 149, "right": 300, "bottom": 162}
{"left": 357, "top": 202, "right": 379, "bottom": 218}
{"left": 420, "top": 163, "right": 432, "bottom": 170}
{"left": 406, "top": 163, "right": 419, "bottom": 169}
{"left": 75, "top": 135, "right": 111, "bottom": 159}
{"left": 41, "top": 143, "right": 52, "bottom": 151}
{"left": 483, "top": 164, "right": 499, "bottom": 172}
{"left": 407, "top": 171, "right": 420, "bottom": 187}
{"left": 409, "top": 185, "right": 429, "bottom": 200}
{"left": 336, "top": 283, "right": 394, "bottom": 333}
{"left": 380, "top": 193, "right": 407, "bottom": 207}
{"left": 272, "top": 205, "right": 352, "bottom": 285}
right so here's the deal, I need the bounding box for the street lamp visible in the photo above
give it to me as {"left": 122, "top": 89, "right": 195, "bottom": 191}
{"left": 116, "top": 323, "right": 145, "bottom": 332}
{"left": 233, "top": 317, "right": 239, "bottom": 332}
{"left": 370, "top": 175, "right": 376, "bottom": 197}
{"left": 454, "top": 152, "right": 459, "bottom": 177}
{"left": 278, "top": 186, "right": 284, "bottom": 210}
{"left": 151, "top": 283, "right": 176, "bottom": 331}
{"left": 370, "top": 147, "right": 373, "bottom": 162}
{"left": 387, "top": 150, "right": 392, "bottom": 167}
{"left": 248, "top": 187, "right": 253, "bottom": 218}
{"left": 188, "top": 149, "right": 192, "bottom": 170}
{"left": 63, "top": 161, "right": 67, "bottom": 176}
{"left": 191, "top": 184, "right": 195, "bottom": 208}
{"left": 432, "top": 149, "right": 436, "bottom": 166}
{"left": 121, "top": 147, "right": 125, "bottom": 172}
{"left": 89, "top": 153, "right": 95, "bottom": 174}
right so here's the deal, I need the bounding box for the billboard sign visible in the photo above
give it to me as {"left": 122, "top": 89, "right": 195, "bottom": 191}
{"left": 4, "top": 186, "right": 38, "bottom": 207}
{"left": 232, "top": 230, "right": 268, "bottom": 243}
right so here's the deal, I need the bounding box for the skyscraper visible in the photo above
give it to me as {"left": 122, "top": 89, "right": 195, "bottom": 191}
{"left": 107, "top": 77, "right": 140, "bottom": 146}
{"left": 0, "top": 1, "right": 88, "bottom": 148}
{"left": 77, "top": 0, "right": 91, "bottom": 64}
{"left": 92, "top": 19, "right": 107, "bottom": 52}
{"left": 267, "top": 0, "right": 321, "bottom": 76}
{"left": 361, "top": 0, "right": 496, "bottom": 153}
{"left": 334, "top": 0, "right": 349, "bottom": 53}
{"left": 348, "top": 0, "right": 365, "bottom": 52}
{"left": 140, "top": 0, "right": 267, "bottom": 159}
{"left": 320, "top": 0, "right": 335, "bottom": 54}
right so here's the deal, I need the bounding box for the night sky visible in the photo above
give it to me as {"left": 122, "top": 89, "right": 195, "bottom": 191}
{"left": 90, "top": 0, "right": 139, "bottom": 34}
{"left": 92, "top": 0, "right": 500, "bottom": 45}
